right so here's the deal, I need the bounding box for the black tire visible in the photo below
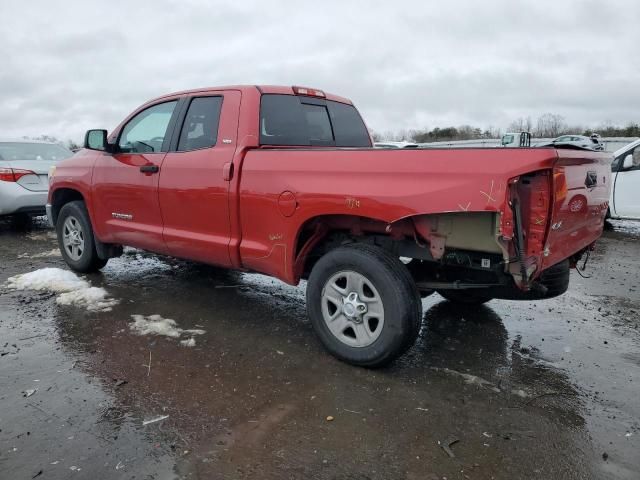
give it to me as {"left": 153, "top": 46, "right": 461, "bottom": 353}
{"left": 537, "top": 259, "right": 570, "bottom": 298}
{"left": 56, "top": 201, "right": 108, "bottom": 272}
{"left": 306, "top": 243, "right": 422, "bottom": 368}
{"left": 437, "top": 289, "right": 493, "bottom": 305}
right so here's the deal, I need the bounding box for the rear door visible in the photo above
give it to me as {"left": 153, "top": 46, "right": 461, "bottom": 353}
{"left": 158, "top": 91, "right": 240, "bottom": 266}
{"left": 92, "top": 99, "right": 180, "bottom": 252}
{"left": 612, "top": 144, "right": 640, "bottom": 219}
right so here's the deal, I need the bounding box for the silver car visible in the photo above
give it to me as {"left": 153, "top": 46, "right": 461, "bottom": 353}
{"left": 0, "top": 139, "right": 73, "bottom": 220}
{"left": 539, "top": 134, "right": 604, "bottom": 151}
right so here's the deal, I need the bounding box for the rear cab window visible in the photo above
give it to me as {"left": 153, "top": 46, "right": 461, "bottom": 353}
{"left": 259, "top": 94, "right": 371, "bottom": 147}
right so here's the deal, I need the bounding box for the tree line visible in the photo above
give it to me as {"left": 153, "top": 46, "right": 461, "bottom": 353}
{"left": 27, "top": 115, "right": 640, "bottom": 147}
{"left": 373, "top": 114, "right": 640, "bottom": 143}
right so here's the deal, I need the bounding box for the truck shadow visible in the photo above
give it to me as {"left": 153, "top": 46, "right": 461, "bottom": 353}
{"left": 396, "top": 299, "right": 583, "bottom": 423}
{"left": 0, "top": 214, "right": 50, "bottom": 234}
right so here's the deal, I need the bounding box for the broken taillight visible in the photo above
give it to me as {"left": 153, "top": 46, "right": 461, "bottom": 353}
{"left": 553, "top": 168, "right": 568, "bottom": 205}
{"left": 0, "top": 167, "right": 36, "bottom": 182}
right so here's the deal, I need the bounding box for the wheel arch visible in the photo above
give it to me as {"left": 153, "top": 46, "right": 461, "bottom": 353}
{"left": 289, "top": 211, "right": 505, "bottom": 284}
{"left": 50, "top": 187, "right": 86, "bottom": 227}
{"left": 290, "top": 213, "right": 418, "bottom": 283}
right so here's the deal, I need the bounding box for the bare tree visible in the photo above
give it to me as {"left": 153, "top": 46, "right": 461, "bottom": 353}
{"left": 508, "top": 116, "right": 533, "bottom": 133}
{"left": 535, "top": 113, "right": 567, "bottom": 137}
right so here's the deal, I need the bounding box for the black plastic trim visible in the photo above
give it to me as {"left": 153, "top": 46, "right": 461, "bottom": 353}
{"left": 164, "top": 97, "right": 188, "bottom": 152}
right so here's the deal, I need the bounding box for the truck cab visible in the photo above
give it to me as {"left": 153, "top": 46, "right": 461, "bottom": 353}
{"left": 500, "top": 131, "right": 532, "bottom": 148}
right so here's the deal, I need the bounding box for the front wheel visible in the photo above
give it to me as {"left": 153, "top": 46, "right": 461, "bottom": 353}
{"left": 56, "top": 201, "right": 108, "bottom": 272}
{"left": 306, "top": 244, "right": 422, "bottom": 368}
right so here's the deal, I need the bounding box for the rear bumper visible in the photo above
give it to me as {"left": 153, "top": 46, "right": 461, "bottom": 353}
{"left": 0, "top": 183, "right": 48, "bottom": 216}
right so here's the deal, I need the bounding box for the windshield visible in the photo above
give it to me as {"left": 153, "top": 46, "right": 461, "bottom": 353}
{"left": 0, "top": 142, "right": 73, "bottom": 162}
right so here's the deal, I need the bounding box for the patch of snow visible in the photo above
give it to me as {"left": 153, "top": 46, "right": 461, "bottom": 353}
{"left": 142, "top": 414, "right": 169, "bottom": 426}
{"left": 608, "top": 219, "right": 640, "bottom": 237}
{"left": 130, "top": 314, "right": 181, "bottom": 337}
{"left": 511, "top": 389, "right": 529, "bottom": 398}
{"left": 7, "top": 268, "right": 89, "bottom": 292}
{"left": 32, "top": 248, "right": 61, "bottom": 258}
{"left": 18, "top": 248, "right": 61, "bottom": 259}
{"left": 26, "top": 231, "right": 57, "bottom": 241}
{"left": 5, "top": 267, "right": 117, "bottom": 312}
{"left": 432, "top": 367, "right": 501, "bottom": 392}
{"left": 130, "top": 314, "right": 205, "bottom": 340}
{"left": 180, "top": 337, "right": 196, "bottom": 347}
{"left": 58, "top": 287, "right": 118, "bottom": 312}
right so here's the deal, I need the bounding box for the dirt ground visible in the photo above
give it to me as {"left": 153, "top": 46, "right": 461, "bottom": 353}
{"left": 0, "top": 217, "right": 638, "bottom": 480}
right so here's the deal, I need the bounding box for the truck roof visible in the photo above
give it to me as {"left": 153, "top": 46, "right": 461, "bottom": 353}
{"left": 152, "top": 85, "right": 353, "bottom": 105}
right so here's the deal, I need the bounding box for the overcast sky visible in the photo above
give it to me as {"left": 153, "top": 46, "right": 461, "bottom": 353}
{"left": 1, "top": 0, "right": 638, "bottom": 142}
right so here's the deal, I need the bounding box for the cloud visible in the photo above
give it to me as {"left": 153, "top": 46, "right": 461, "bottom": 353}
{"left": 0, "top": 0, "right": 638, "bottom": 141}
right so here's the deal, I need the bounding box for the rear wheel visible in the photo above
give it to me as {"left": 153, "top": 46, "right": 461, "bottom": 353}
{"left": 56, "top": 201, "right": 108, "bottom": 272}
{"left": 437, "top": 289, "right": 493, "bottom": 305}
{"left": 306, "top": 244, "right": 422, "bottom": 368}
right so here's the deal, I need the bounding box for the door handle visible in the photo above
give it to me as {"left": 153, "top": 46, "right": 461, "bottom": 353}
{"left": 223, "top": 162, "right": 234, "bottom": 181}
{"left": 140, "top": 164, "right": 159, "bottom": 174}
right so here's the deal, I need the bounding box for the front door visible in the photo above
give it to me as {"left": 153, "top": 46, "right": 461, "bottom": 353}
{"left": 158, "top": 91, "right": 240, "bottom": 266}
{"left": 92, "top": 100, "right": 179, "bottom": 253}
{"left": 613, "top": 145, "right": 640, "bottom": 219}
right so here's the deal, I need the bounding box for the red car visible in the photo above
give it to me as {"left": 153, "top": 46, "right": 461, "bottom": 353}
{"left": 47, "top": 85, "right": 611, "bottom": 367}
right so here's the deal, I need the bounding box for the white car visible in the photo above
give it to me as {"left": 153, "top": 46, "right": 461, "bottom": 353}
{"left": 609, "top": 139, "right": 640, "bottom": 219}
{"left": 540, "top": 134, "right": 604, "bottom": 151}
{"left": 0, "top": 139, "right": 73, "bottom": 222}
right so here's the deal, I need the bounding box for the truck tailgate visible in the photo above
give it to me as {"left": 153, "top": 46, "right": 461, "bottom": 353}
{"left": 542, "top": 148, "right": 612, "bottom": 270}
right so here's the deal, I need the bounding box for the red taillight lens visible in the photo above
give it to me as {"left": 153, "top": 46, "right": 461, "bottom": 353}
{"left": 0, "top": 167, "right": 36, "bottom": 182}
{"left": 292, "top": 86, "right": 326, "bottom": 98}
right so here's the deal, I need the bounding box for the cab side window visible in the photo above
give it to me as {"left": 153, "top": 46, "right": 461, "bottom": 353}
{"left": 118, "top": 101, "right": 177, "bottom": 153}
{"left": 177, "top": 96, "right": 223, "bottom": 151}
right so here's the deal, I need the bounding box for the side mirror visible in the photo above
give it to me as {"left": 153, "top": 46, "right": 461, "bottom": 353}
{"left": 623, "top": 153, "right": 633, "bottom": 169}
{"left": 84, "top": 129, "right": 109, "bottom": 151}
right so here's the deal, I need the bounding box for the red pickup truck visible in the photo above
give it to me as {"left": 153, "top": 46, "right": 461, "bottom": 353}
{"left": 47, "top": 85, "right": 611, "bottom": 367}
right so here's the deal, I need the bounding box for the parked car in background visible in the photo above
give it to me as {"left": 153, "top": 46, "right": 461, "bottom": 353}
{"left": 609, "top": 139, "right": 640, "bottom": 219}
{"left": 537, "top": 134, "right": 604, "bottom": 151}
{"left": 0, "top": 139, "right": 73, "bottom": 222}
{"left": 374, "top": 141, "right": 419, "bottom": 149}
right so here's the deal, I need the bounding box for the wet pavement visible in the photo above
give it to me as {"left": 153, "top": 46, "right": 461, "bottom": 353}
{"left": 1, "top": 218, "right": 638, "bottom": 480}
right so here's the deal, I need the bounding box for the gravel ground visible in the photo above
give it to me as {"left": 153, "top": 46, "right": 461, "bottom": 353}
{"left": 0, "top": 217, "right": 638, "bottom": 480}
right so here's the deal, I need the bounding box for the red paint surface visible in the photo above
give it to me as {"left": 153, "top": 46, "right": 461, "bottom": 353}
{"left": 49, "top": 85, "right": 612, "bottom": 287}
